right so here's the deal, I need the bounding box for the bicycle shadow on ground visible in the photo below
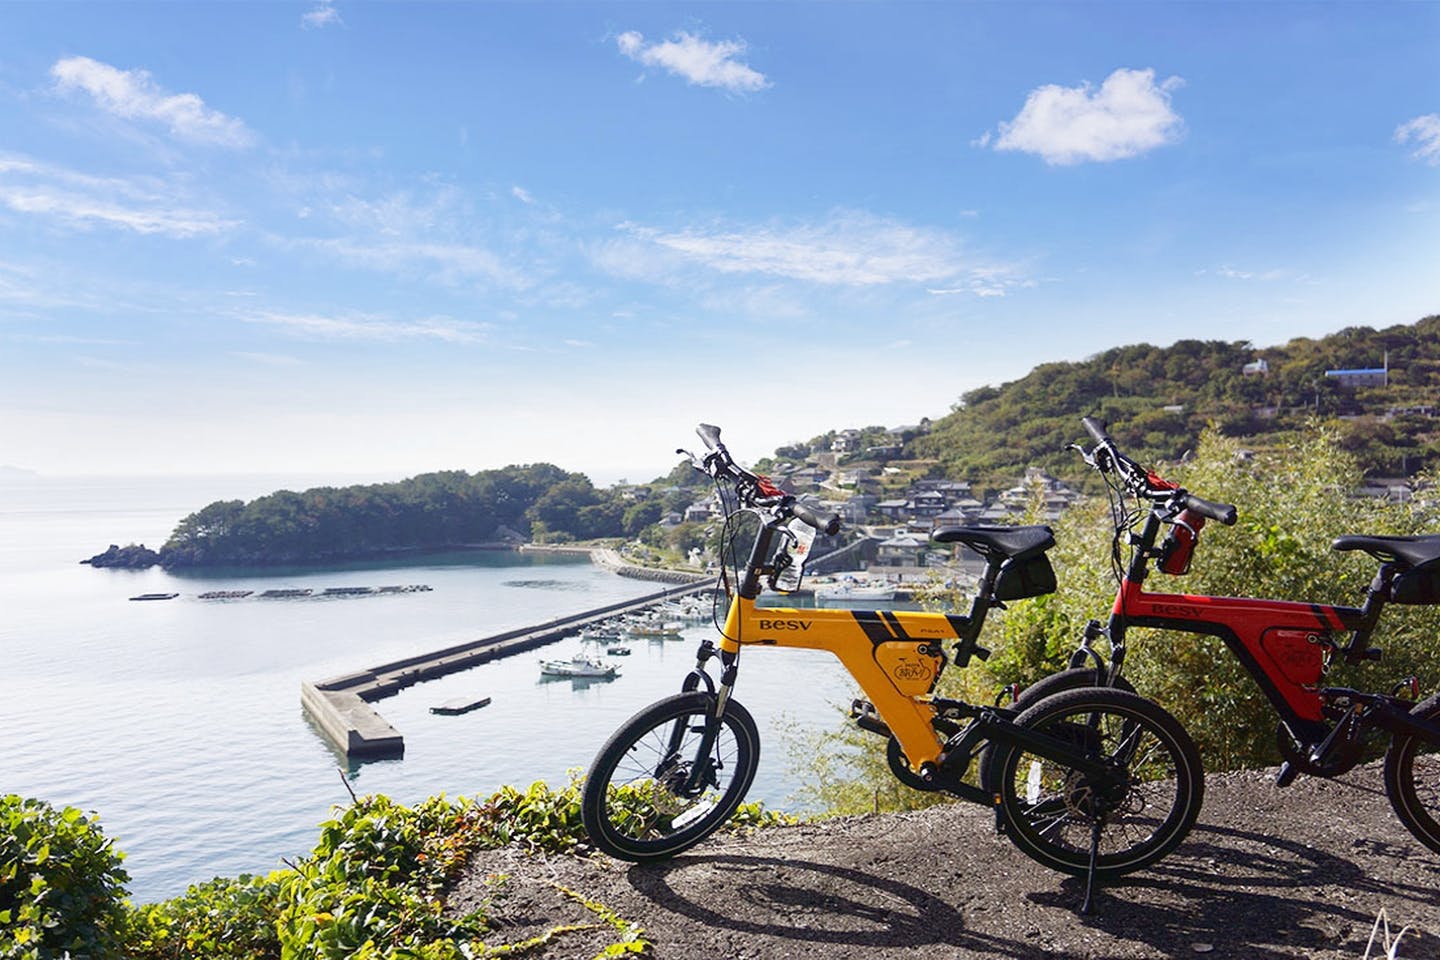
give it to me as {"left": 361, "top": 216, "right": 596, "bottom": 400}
{"left": 1035, "top": 821, "right": 1440, "bottom": 958}
{"left": 626, "top": 853, "right": 1049, "bottom": 959}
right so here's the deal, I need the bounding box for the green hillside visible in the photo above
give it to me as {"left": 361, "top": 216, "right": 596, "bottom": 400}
{"left": 908, "top": 313, "right": 1440, "bottom": 487}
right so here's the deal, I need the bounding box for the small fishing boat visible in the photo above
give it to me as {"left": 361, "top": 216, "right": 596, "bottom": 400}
{"left": 628, "top": 618, "right": 684, "bottom": 640}
{"left": 539, "top": 652, "right": 619, "bottom": 679}
{"left": 430, "top": 695, "right": 492, "bottom": 715}
{"left": 606, "top": 644, "right": 632, "bottom": 656}
{"left": 814, "top": 577, "right": 896, "bottom": 604}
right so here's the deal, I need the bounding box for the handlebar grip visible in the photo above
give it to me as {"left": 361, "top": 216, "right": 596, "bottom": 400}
{"left": 1081, "top": 416, "right": 1109, "bottom": 443}
{"left": 791, "top": 500, "right": 841, "bottom": 536}
{"left": 1183, "top": 494, "right": 1237, "bottom": 526}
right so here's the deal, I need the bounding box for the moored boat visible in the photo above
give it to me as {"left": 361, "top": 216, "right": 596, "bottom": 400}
{"left": 539, "top": 651, "right": 619, "bottom": 679}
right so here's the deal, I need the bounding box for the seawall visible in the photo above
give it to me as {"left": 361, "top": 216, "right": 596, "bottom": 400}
{"left": 301, "top": 552, "right": 713, "bottom": 759}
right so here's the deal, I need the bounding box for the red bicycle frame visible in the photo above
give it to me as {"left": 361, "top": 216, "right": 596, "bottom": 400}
{"left": 1102, "top": 506, "right": 1385, "bottom": 743}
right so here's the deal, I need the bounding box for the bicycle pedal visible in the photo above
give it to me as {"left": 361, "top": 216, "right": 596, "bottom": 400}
{"left": 849, "top": 699, "right": 890, "bottom": 738}
{"left": 1274, "top": 761, "right": 1298, "bottom": 788}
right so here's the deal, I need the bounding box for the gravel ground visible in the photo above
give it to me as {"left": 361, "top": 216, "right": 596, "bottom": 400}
{"left": 447, "top": 764, "right": 1440, "bottom": 959}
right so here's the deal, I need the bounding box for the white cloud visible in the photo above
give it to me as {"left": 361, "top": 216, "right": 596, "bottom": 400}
{"left": 1395, "top": 114, "right": 1440, "bottom": 165}
{"left": 617, "top": 30, "right": 769, "bottom": 93}
{"left": 0, "top": 153, "right": 237, "bottom": 236}
{"left": 240, "top": 309, "right": 492, "bottom": 344}
{"left": 988, "top": 67, "right": 1184, "bottom": 165}
{"left": 301, "top": 1, "right": 342, "bottom": 29}
{"left": 0, "top": 186, "right": 233, "bottom": 236}
{"left": 618, "top": 213, "right": 1009, "bottom": 288}
{"left": 50, "top": 56, "right": 254, "bottom": 148}
{"left": 511, "top": 186, "right": 535, "bottom": 205}
{"left": 301, "top": 237, "right": 528, "bottom": 289}
{"left": 1215, "top": 265, "right": 1285, "bottom": 281}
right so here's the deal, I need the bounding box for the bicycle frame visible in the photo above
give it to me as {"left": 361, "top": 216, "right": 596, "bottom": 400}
{"left": 703, "top": 511, "right": 993, "bottom": 780}
{"left": 1106, "top": 508, "right": 1376, "bottom": 742}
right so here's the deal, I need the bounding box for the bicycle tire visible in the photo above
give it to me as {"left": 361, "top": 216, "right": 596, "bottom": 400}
{"left": 983, "top": 686, "right": 1204, "bottom": 878}
{"left": 581, "top": 691, "right": 760, "bottom": 861}
{"left": 1382, "top": 691, "right": 1440, "bottom": 855}
{"left": 976, "top": 668, "right": 1136, "bottom": 793}
{"left": 1010, "top": 666, "right": 1137, "bottom": 712}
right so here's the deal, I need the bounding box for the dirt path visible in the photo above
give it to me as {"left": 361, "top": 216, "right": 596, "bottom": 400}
{"left": 448, "top": 765, "right": 1440, "bottom": 959}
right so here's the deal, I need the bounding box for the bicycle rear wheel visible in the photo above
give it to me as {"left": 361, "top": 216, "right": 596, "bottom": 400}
{"left": 1382, "top": 691, "right": 1440, "bottom": 855}
{"left": 581, "top": 691, "right": 760, "bottom": 861}
{"left": 984, "top": 686, "right": 1203, "bottom": 878}
{"left": 978, "top": 667, "right": 1137, "bottom": 792}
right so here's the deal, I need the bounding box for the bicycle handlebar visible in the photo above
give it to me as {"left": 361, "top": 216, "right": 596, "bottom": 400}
{"left": 689, "top": 423, "right": 842, "bottom": 534}
{"left": 791, "top": 499, "right": 842, "bottom": 536}
{"left": 1180, "top": 493, "right": 1237, "bottom": 526}
{"left": 1077, "top": 417, "right": 1237, "bottom": 526}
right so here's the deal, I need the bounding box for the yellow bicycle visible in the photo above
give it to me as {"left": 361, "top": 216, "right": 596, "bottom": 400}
{"left": 581, "top": 424, "right": 1202, "bottom": 895}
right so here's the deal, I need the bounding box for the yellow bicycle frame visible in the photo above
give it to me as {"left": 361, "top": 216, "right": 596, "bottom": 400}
{"left": 719, "top": 594, "right": 972, "bottom": 772}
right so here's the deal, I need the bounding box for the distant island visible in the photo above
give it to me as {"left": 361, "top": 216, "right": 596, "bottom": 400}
{"left": 83, "top": 313, "right": 1440, "bottom": 570}
{"left": 81, "top": 461, "right": 693, "bottom": 569}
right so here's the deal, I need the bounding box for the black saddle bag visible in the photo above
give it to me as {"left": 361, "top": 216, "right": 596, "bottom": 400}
{"left": 994, "top": 553, "right": 1057, "bottom": 602}
{"left": 1389, "top": 561, "right": 1440, "bottom": 605}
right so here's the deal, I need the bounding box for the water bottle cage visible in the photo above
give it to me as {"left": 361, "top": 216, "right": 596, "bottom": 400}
{"left": 1157, "top": 512, "right": 1205, "bottom": 576}
{"left": 767, "top": 549, "right": 794, "bottom": 590}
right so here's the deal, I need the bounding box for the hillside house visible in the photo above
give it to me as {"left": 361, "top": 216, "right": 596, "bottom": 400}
{"left": 875, "top": 533, "right": 928, "bottom": 567}
{"left": 683, "top": 494, "right": 724, "bottom": 523}
{"left": 789, "top": 466, "right": 830, "bottom": 491}
{"left": 1326, "top": 368, "right": 1388, "bottom": 388}
{"left": 998, "top": 467, "right": 1081, "bottom": 519}
{"left": 875, "top": 499, "right": 910, "bottom": 520}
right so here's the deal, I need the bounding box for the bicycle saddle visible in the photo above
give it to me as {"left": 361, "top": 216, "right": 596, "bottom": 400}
{"left": 1332, "top": 534, "right": 1440, "bottom": 568}
{"left": 932, "top": 524, "right": 1055, "bottom": 561}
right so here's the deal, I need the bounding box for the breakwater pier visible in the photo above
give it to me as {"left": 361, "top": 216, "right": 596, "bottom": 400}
{"left": 301, "top": 568, "right": 714, "bottom": 760}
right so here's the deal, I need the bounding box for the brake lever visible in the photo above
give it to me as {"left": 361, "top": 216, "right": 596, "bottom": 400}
{"left": 676, "top": 447, "right": 707, "bottom": 473}
{"left": 1069, "top": 442, "right": 1100, "bottom": 470}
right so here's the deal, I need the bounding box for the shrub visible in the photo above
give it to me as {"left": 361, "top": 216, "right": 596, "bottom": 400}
{"left": 0, "top": 794, "right": 130, "bottom": 960}
{"left": 273, "top": 794, "right": 493, "bottom": 959}
{"left": 125, "top": 873, "right": 286, "bottom": 959}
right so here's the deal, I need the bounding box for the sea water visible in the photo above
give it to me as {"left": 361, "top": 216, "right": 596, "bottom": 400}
{"left": 0, "top": 473, "right": 859, "bottom": 903}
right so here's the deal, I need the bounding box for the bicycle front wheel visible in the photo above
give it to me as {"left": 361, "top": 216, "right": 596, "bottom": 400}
{"left": 1383, "top": 691, "right": 1440, "bottom": 855}
{"left": 581, "top": 691, "right": 760, "bottom": 862}
{"left": 984, "top": 687, "right": 1204, "bottom": 878}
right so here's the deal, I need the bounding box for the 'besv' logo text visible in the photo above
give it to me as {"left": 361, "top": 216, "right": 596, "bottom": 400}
{"left": 759, "top": 619, "right": 810, "bottom": 631}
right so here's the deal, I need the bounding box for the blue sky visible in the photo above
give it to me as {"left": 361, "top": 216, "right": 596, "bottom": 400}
{"left": 2, "top": 3, "right": 1437, "bottom": 484}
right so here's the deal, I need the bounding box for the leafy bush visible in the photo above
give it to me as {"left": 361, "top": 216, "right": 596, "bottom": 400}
{"left": 272, "top": 794, "right": 493, "bottom": 959}
{"left": 0, "top": 794, "right": 130, "bottom": 960}
{"left": 126, "top": 873, "right": 286, "bottom": 959}
{"left": 9, "top": 774, "right": 785, "bottom": 958}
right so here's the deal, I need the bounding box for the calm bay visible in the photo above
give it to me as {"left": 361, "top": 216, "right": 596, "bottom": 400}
{"left": 0, "top": 473, "right": 857, "bottom": 903}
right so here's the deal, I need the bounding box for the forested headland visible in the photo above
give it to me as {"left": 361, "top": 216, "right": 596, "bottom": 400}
{"left": 85, "top": 313, "right": 1440, "bottom": 569}
{"left": 85, "top": 461, "right": 706, "bottom": 569}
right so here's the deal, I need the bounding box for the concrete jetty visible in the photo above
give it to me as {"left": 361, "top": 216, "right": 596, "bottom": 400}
{"left": 301, "top": 574, "right": 715, "bottom": 759}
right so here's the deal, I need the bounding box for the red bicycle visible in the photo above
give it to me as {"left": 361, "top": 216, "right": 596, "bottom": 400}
{"left": 1056, "top": 416, "right": 1440, "bottom": 854}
